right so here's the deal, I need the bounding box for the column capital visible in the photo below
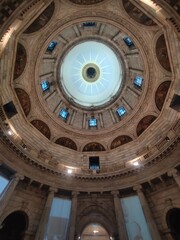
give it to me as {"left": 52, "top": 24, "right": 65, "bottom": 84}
{"left": 72, "top": 191, "right": 80, "bottom": 198}
{"left": 49, "top": 187, "right": 58, "bottom": 193}
{"left": 168, "top": 168, "right": 178, "bottom": 178}
{"left": 13, "top": 173, "right": 24, "bottom": 181}
{"left": 133, "top": 184, "right": 142, "bottom": 192}
{"left": 111, "top": 190, "right": 119, "bottom": 198}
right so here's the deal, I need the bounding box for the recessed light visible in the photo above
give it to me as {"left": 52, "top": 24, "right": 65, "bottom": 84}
{"left": 7, "top": 130, "right": 13, "bottom": 136}
{"left": 67, "top": 169, "right": 72, "bottom": 174}
{"left": 93, "top": 230, "right": 99, "bottom": 233}
{"left": 133, "top": 161, "right": 139, "bottom": 166}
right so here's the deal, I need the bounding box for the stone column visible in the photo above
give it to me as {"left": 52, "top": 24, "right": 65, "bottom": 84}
{"left": 111, "top": 191, "right": 128, "bottom": 240}
{"left": 168, "top": 169, "right": 180, "bottom": 188}
{"left": 0, "top": 173, "right": 24, "bottom": 220}
{"left": 133, "top": 185, "right": 161, "bottom": 240}
{"left": 69, "top": 191, "right": 79, "bottom": 240}
{"left": 35, "top": 187, "right": 57, "bottom": 240}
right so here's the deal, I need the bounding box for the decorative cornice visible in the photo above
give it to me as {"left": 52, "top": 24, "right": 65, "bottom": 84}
{"left": 0, "top": 133, "right": 179, "bottom": 182}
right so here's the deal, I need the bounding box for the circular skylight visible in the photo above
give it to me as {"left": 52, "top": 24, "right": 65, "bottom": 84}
{"left": 60, "top": 41, "right": 122, "bottom": 107}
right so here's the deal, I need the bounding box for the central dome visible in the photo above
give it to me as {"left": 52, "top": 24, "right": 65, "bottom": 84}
{"left": 60, "top": 41, "right": 122, "bottom": 107}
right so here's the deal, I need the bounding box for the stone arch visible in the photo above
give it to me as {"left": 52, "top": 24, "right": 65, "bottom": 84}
{"left": 13, "top": 43, "right": 27, "bottom": 79}
{"left": 83, "top": 142, "right": 106, "bottom": 152}
{"left": 31, "top": 119, "right": 51, "bottom": 139}
{"left": 81, "top": 223, "right": 110, "bottom": 239}
{"left": 0, "top": 210, "right": 28, "bottom": 240}
{"left": 76, "top": 205, "right": 117, "bottom": 237}
{"left": 155, "top": 81, "right": 171, "bottom": 111}
{"left": 111, "top": 135, "right": 133, "bottom": 149}
{"left": 156, "top": 34, "right": 171, "bottom": 72}
{"left": 55, "top": 137, "right": 77, "bottom": 151}
{"left": 162, "top": 204, "right": 180, "bottom": 231}
{"left": 136, "top": 115, "right": 157, "bottom": 136}
{"left": 23, "top": 2, "right": 55, "bottom": 34}
{"left": 122, "top": 0, "right": 156, "bottom": 26}
{"left": 15, "top": 88, "right": 31, "bottom": 116}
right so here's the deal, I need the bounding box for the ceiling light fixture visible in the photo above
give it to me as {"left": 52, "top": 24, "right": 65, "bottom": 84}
{"left": 67, "top": 169, "right": 72, "bottom": 174}
{"left": 7, "top": 130, "right": 13, "bottom": 136}
{"left": 133, "top": 161, "right": 139, "bottom": 166}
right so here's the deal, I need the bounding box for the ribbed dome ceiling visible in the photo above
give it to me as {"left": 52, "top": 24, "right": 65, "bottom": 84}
{"left": 0, "top": 0, "right": 179, "bottom": 191}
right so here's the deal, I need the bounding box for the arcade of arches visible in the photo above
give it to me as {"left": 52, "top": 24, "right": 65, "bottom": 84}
{"left": 0, "top": 0, "right": 180, "bottom": 240}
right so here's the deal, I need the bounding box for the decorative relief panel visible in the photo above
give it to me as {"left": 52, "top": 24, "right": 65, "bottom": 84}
{"left": 155, "top": 81, "right": 171, "bottom": 111}
{"left": 15, "top": 88, "right": 31, "bottom": 116}
{"left": 83, "top": 142, "right": 105, "bottom": 152}
{"left": 23, "top": 2, "right": 55, "bottom": 34}
{"left": 55, "top": 137, "right": 77, "bottom": 151}
{"left": 156, "top": 34, "right": 171, "bottom": 72}
{"left": 13, "top": 43, "right": 27, "bottom": 79}
{"left": 122, "top": 0, "right": 156, "bottom": 26}
{"left": 136, "top": 115, "right": 157, "bottom": 136}
{"left": 111, "top": 135, "right": 133, "bottom": 149}
{"left": 31, "top": 119, "right": 51, "bottom": 139}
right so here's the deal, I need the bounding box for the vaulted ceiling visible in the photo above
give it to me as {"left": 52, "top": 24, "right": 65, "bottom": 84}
{"left": 0, "top": 0, "right": 179, "bottom": 192}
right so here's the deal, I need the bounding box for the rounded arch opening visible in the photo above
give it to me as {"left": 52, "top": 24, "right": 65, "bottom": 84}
{"left": 81, "top": 223, "right": 110, "bottom": 240}
{"left": 0, "top": 210, "right": 28, "bottom": 240}
{"left": 166, "top": 208, "right": 180, "bottom": 240}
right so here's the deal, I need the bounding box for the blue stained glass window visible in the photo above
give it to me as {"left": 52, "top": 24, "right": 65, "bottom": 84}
{"left": 116, "top": 106, "right": 127, "bottom": 117}
{"left": 59, "top": 108, "right": 69, "bottom": 121}
{"left": 134, "top": 76, "right": 143, "bottom": 88}
{"left": 83, "top": 22, "right": 96, "bottom": 27}
{"left": 89, "top": 118, "right": 97, "bottom": 127}
{"left": 47, "top": 41, "right": 57, "bottom": 52}
{"left": 123, "top": 37, "right": 134, "bottom": 47}
{"left": 41, "top": 81, "right": 50, "bottom": 92}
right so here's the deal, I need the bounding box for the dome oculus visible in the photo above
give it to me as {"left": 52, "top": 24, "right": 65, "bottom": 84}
{"left": 60, "top": 41, "right": 122, "bottom": 107}
{"left": 82, "top": 63, "right": 100, "bottom": 83}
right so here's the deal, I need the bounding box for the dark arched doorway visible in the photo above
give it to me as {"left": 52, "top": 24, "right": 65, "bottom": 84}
{"left": 0, "top": 211, "right": 28, "bottom": 240}
{"left": 166, "top": 208, "right": 180, "bottom": 240}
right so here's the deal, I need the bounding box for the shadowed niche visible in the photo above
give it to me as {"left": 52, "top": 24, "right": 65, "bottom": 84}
{"left": 155, "top": 81, "right": 171, "bottom": 111}
{"left": 69, "top": 0, "right": 104, "bottom": 4}
{"left": 156, "top": 35, "right": 171, "bottom": 72}
{"left": 55, "top": 137, "right": 77, "bottom": 151}
{"left": 83, "top": 142, "right": 105, "bottom": 152}
{"left": 111, "top": 135, "right": 133, "bottom": 149}
{"left": 31, "top": 119, "right": 51, "bottom": 139}
{"left": 122, "top": 0, "right": 156, "bottom": 26}
{"left": 23, "top": 2, "right": 55, "bottom": 34}
{"left": 15, "top": 88, "right": 31, "bottom": 116}
{"left": 166, "top": 208, "right": 180, "bottom": 240}
{"left": 13, "top": 43, "right": 27, "bottom": 79}
{"left": 137, "top": 115, "right": 157, "bottom": 136}
{"left": 0, "top": 211, "right": 28, "bottom": 240}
